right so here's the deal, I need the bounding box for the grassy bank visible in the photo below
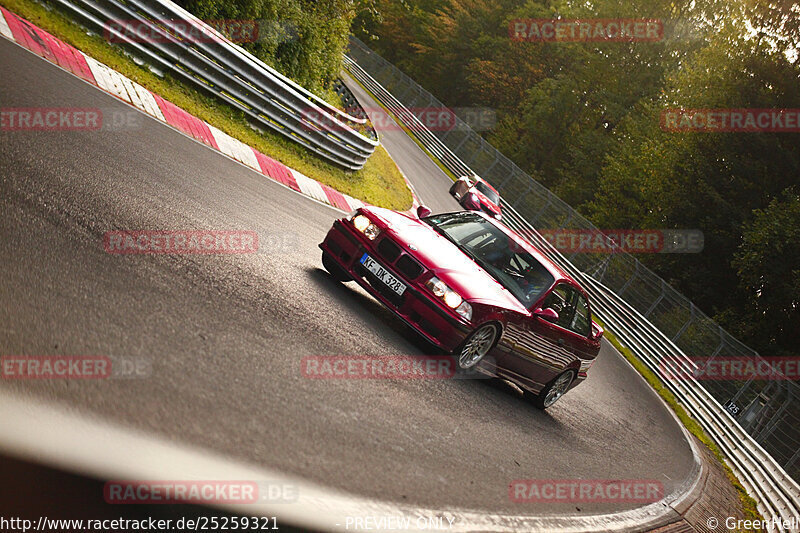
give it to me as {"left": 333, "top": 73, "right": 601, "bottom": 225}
{"left": 1, "top": 0, "right": 412, "bottom": 210}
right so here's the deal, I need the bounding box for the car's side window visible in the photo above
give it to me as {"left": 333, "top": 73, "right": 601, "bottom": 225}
{"left": 569, "top": 292, "right": 591, "bottom": 337}
{"left": 540, "top": 284, "right": 576, "bottom": 330}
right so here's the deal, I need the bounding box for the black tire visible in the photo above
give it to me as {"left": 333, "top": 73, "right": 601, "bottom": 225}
{"left": 449, "top": 180, "right": 461, "bottom": 198}
{"left": 322, "top": 251, "right": 352, "bottom": 282}
{"left": 453, "top": 323, "right": 499, "bottom": 371}
{"left": 526, "top": 370, "right": 575, "bottom": 410}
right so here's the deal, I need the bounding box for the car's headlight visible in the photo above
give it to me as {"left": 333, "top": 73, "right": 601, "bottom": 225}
{"left": 428, "top": 277, "right": 447, "bottom": 297}
{"left": 455, "top": 301, "right": 472, "bottom": 321}
{"left": 353, "top": 214, "right": 370, "bottom": 231}
{"left": 426, "top": 276, "right": 471, "bottom": 319}
{"left": 352, "top": 214, "right": 381, "bottom": 240}
{"left": 443, "top": 289, "right": 462, "bottom": 309}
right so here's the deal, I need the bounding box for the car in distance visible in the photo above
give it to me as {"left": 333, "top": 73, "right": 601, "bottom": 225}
{"left": 319, "top": 207, "right": 603, "bottom": 409}
{"left": 449, "top": 175, "right": 502, "bottom": 219}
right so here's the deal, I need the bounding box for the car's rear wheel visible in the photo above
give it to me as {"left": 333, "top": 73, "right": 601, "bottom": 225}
{"left": 527, "top": 370, "right": 575, "bottom": 410}
{"left": 449, "top": 181, "right": 461, "bottom": 199}
{"left": 322, "top": 251, "right": 352, "bottom": 282}
{"left": 455, "top": 323, "right": 498, "bottom": 370}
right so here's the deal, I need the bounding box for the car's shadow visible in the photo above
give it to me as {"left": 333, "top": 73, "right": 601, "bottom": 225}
{"left": 307, "top": 267, "right": 569, "bottom": 427}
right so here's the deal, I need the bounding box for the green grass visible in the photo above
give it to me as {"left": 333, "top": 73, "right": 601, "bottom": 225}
{"left": 2, "top": 0, "right": 412, "bottom": 210}
{"left": 596, "top": 318, "right": 763, "bottom": 529}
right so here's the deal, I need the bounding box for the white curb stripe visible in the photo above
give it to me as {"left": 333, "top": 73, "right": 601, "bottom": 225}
{"left": 292, "top": 170, "right": 329, "bottom": 204}
{"left": 229, "top": 139, "right": 260, "bottom": 170}
{"left": 133, "top": 84, "right": 165, "bottom": 121}
{"left": 343, "top": 194, "right": 364, "bottom": 212}
{"left": 105, "top": 69, "right": 133, "bottom": 102}
{"left": 84, "top": 56, "right": 119, "bottom": 99}
{"left": 0, "top": 10, "right": 13, "bottom": 40}
{"left": 206, "top": 125, "right": 259, "bottom": 170}
{"left": 207, "top": 124, "right": 236, "bottom": 158}
{"left": 119, "top": 76, "right": 145, "bottom": 111}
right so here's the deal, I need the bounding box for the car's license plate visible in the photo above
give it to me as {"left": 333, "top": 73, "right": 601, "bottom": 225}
{"left": 360, "top": 253, "right": 406, "bottom": 296}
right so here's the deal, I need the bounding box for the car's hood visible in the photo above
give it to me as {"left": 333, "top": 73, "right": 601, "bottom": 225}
{"left": 365, "top": 208, "right": 527, "bottom": 312}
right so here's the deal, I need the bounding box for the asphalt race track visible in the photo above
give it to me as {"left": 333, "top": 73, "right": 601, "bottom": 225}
{"left": 0, "top": 37, "right": 695, "bottom": 520}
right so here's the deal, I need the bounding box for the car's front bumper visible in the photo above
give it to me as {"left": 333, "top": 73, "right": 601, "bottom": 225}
{"left": 319, "top": 220, "right": 471, "bottom": 352}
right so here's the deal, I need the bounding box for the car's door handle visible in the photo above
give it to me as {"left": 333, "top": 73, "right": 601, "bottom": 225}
{"left": 557, "top": 338, "right": 566, "bottom": 347}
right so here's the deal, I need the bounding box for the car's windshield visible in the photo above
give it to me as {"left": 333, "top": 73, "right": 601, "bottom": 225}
{"left": 475, "top": 181, "right": 500, "bottom": 204}
{"left": 424, "top": 212, "right": 554, "bottom": 308}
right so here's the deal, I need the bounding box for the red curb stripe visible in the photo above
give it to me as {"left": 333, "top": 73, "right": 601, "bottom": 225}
{"left": 167, "top": 102, "right": 194, "bottom": 136}
{"left": 2, "top": 8, "right": 43, "bottom": 57}
{"left": 252, "top": 149, "right": 300, "bottom": 191}
{"left": 270, "top": 159, "right": 300, "bottom": 191}
{"left": 40, "top": 31, "right": 71, "bottom": 71}
{"left": 64, "top": 43, "right": 95, "bottom": 84}
{"left": 178, "top": 108, "right": 205, "bottom": 142}
{"left": 322, "top": 184, "right": 350, "bottom": 211}
{"left": 267, "top": 158, "right": 298, "bottom": 190}
{"left": 31, "top": 25, "right": 59, "bottom": 65}
{"left": 152, "top": 94, "right": 176, "bottom": 126}
{"left": 197, "top": 120, "right": 219, "bottom": 149}
{"left": 177, "top": 107, "right": 204, "bottom": 141}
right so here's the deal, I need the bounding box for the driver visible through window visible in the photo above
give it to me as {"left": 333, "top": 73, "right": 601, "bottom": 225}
{"left": 424, "top": 212, "right": 554, "bottom": 308}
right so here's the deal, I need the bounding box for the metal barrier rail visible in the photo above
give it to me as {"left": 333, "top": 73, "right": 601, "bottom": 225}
{"left": 343, "top": 51, "right": 800, "bottom": 531}
{"left": 50, "top": 0, "right": 378, "bottom": 170}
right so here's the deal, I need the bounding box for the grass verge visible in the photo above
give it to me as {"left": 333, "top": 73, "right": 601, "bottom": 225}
{"left": 1, "top": 0, "right": 412, "bottom": 210}
{"left": 596, "top": 319, "right": 763, "bottom": 527}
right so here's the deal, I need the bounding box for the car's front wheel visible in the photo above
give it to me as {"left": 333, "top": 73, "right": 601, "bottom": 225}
{"left": 527, "top": 370, "right": 575, "bottom": 410}
{"left": 454, "top": 323, "right": 498, "bottom": 370}
{"left": 322, "top": 251, "right": 352, "bottom": 282}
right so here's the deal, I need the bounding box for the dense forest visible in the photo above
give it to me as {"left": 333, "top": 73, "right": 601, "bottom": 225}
{"left": 353, "top": 0, "right": 800, "bottom": 357}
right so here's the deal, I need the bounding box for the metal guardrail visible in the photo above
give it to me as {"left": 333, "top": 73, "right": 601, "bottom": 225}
{"left": 343, "top": 46, "right": 800, "bottom": 530}
{"left": 49, "top": 0, "right": 378, "bottom": 170}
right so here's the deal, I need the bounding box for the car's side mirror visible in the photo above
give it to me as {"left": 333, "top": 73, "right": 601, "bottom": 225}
{"left": 591, "top": 322, "right": 604, "bottom": 340}
{"left": 534, "top": 307, "right": 559, "bottom": 323}
{"left": 417, "top": 205, "right": 432, "bottom": 218}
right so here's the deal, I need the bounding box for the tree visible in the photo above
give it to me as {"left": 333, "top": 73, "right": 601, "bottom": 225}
{"left": 730, "top": 190, "right": 800, "bottom": 354}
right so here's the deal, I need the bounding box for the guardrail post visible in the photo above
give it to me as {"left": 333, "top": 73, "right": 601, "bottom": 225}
{"left": 644, "top": 280, "right": 667, "bottom": 318}
{"left": 672, "top": 305, "right": 696, "bottom": 343}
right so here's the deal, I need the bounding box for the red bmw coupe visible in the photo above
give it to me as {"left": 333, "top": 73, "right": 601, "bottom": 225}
{"left": 449, "top": 175, "right": 502, "bottom": 219}
{"left": 319, "top": 207, "right": 603, "bottom": 409}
